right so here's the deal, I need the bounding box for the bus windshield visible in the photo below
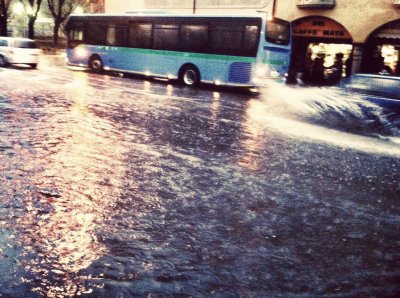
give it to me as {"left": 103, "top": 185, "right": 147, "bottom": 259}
{"left": 266, "top": 19, "right": 290, "bottom": 45}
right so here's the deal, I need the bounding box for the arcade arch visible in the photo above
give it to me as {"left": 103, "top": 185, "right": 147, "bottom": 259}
{"left": 362, "top": 19, "right": 400, "bottom": 75}
{"left": 289, "top": 16, "right": 353, "bottom": 84}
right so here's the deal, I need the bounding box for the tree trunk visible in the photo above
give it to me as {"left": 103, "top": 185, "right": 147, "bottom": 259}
{"left": 0, "top": 18, "right": 7, "bottom": 36}
{"left": 28, "top": 18, "right": 36, "bottom": 39}
{"left": 53, "top": 21, "right": 61, "bottom": 47}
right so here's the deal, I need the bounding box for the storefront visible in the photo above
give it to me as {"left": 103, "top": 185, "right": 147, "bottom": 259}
{"left": 289, "top": 16, "right": 353, "bottom": 84}
{"left": 362, "top": 20, "right": 400, "bottom": 75}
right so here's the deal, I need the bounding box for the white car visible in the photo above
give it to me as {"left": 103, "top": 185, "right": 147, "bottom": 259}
{"left": 0, "top": 37, "right": 41, "bottom": 69}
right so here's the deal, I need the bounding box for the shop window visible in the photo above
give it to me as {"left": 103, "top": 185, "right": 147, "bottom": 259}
{"left": 380, "top": 45, "right": 399, "bottom": 74}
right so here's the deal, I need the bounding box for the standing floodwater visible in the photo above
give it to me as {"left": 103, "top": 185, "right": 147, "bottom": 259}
{"left": 1, "top": 60, "right": 400, "bottom": 297}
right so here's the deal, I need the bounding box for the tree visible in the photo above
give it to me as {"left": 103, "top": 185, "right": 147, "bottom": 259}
{"left": 47, "top": 0, "right": 84, "bottom": 46}
{"left": 0, "top": 0, "right": 13, "bottom": 36}
{"left": 20, "top": 0, "right": 42, "bottom": 39}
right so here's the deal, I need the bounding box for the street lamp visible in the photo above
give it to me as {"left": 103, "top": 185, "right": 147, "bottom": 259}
{"left": 193, "top": 0, "right": 196, "bottom": 14}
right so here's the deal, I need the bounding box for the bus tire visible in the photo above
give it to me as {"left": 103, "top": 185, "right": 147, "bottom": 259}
{"left": 0, "top": 55, "right": 9, "bottom": 68}
{"left": 180, "top": 65, "right": 200, "bottom": 86}
{"left": 89, "top": 55, "right": 103, "bottom": 73}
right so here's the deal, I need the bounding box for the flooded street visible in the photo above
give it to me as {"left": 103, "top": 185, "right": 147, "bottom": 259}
{"left": 1, "top": 56, "right": 400, "bottom": 297}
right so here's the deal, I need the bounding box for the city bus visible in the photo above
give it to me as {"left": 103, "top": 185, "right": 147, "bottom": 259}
{"left": 65, "top": 13, "right": 291, "bottom": 87}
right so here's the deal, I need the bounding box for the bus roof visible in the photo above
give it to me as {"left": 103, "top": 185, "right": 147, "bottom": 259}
{"left": 67, "top": 12, "right": 266, "bottom": 20}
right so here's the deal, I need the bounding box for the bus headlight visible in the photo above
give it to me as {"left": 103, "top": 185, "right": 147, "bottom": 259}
{"left": 254, "top": 64, "right": 268, "bottom": 77}
{"left": 270, "top": 70, "right": 280, "bottom": 78}
{"left": 75, "top": 46, "right": 88, "bottom": 58}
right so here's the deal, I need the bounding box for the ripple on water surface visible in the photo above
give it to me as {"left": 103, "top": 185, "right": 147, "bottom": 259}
{"left": 0, "top": 78, "right": 400, "bottom": 297}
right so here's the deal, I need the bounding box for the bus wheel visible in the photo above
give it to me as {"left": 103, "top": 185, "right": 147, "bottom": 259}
{"left": 89, "top": 55, "right": 103, "bottom": 73}
{"left": 180, "top": 65, "right": 200, "bottom": 86}
{"left": 0, "top": 55, "right": 9, "bottom": 68}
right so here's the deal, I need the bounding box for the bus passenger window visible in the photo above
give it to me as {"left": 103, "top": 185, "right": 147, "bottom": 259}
{"left": 86, "top": 23, "right": 107, "bottom": 45}
{"left": 210, "top": 24, "right": 242, "bottom": 55}
{"left": 243, "top": 26, "right": 259, "bottom": 49}
{"left": 68, "top": 24, "right": 84, "bottom": 48}
{"left": 70, "top": 28, "right": 83, "bottom": 41}
{"left": 107, "top": 26, "right": 128, "bottom": 47}
{"left": 181, "top": 25, "right": 208, "bottom": 52}
{"left": 153, "top": 24, "right": 179, "bottom": 50}
{"left": 129, "top": 23, "right": 152, "bottom": 49}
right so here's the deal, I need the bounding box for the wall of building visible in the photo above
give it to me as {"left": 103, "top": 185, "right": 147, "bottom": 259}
{"left": 275, "top": 0, "right": 400, "bottom": 43}
{"left": 104, "top": 0, "right": 272, "bottom": 15}
{"left": 105, "top": 0, "right": 145, "bottom": 13}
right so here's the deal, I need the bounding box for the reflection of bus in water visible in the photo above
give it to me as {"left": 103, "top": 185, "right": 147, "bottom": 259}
{"left": 65, "top": 13, "right": 291, "bottom": 87}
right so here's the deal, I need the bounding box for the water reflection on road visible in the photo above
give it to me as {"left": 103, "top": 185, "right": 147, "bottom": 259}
{"left": 1, "top": 66, "right": 400, "bottom": 297}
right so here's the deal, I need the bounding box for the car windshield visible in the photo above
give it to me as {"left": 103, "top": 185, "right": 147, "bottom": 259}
{"left": 14, "top": 40, "right": 38, "bottom": 49}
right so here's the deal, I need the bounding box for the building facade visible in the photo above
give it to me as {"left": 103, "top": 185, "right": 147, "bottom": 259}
{"left": 87, "top": 0, "right": 105, "bottom": 13}
{"left": 104, "top": 0, "right": 400, "bottom": 77}
{"left": 276, "top": 0, "right": 400, "bottom": 79}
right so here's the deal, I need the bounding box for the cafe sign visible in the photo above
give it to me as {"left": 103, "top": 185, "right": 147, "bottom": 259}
{"left": 292, "top": 17, "right": 352, "bottom": 39}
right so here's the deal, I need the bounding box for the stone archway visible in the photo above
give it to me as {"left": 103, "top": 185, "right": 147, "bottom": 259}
{"left": 362, "top": 19, "right": 400, "bottom": 75}
{"left": 288, "top": 16, "right": 353, "bottom": 84}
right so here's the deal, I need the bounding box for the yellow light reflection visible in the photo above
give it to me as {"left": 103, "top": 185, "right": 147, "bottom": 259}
{"left": 210, "top": 93, "right": 221, "bottom": 122}
{"left": 13, "top": 71, "right": 128, "bottom": 296}
{"left": 144, "top": 80, "right": 151, "bottom": 92}
{"left": 167, "top": 84, "right": 174, "bottom": 96}
{"left": 237, "top": 100, "right": 267, "bottom": 171}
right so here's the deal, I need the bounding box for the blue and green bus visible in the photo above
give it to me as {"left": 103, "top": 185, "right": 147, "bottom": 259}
{"left": 65, "top": 13, "right": 291, "bottom": 87}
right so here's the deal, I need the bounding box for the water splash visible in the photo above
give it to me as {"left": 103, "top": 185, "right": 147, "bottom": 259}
{"left": 262, "top": 83, "right": 400, "bottom": 138}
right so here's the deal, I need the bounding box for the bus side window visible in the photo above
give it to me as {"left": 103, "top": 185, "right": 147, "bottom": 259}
{"left": 210, "top": 23, "right": 242, "bottom": 55}
{"left": 181, "top": 25, "right": 208, "bottom": 53}
{"left": 68, "top": 24, "right": 84, "bottom": 48}
{"left": 243, "top": 25, "right": 260, "bottom": 56}
{"left": 107, "top": 26, "right": 128, "bottom": 47}
{"left": 129, "top": 22, "right": 152, "bottom": 49}
{"left": 153, "top": 24, "right": 179, "bottom": 51}
{"left": 86, "top": 22, "right": 107, "bottom": 45}
{"left": 70, "top": 28, "right": 83, "bottom": 41}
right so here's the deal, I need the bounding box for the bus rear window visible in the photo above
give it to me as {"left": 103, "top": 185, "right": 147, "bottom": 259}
{"left": 266, "top": 19, "right": 290, "bottom": 45}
